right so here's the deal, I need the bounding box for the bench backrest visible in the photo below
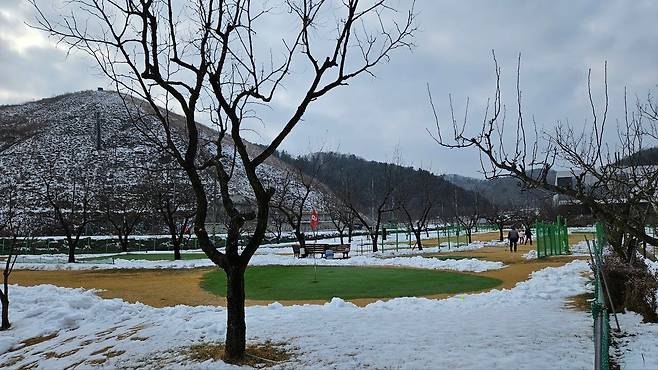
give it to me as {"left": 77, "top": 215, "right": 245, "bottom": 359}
{"left": 303, "top": 244, "right": 350, "bottom": 252}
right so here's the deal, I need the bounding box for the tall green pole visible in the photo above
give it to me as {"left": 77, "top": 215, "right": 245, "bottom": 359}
{"left": 396, "top": 226, "right": 399, "bottom": 252}
{"left": 447, "top": 226, "right": 451, "bottom": 250}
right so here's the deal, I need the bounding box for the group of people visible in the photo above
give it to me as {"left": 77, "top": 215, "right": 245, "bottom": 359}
{"left": 507, "top": 225, "right": 532, "bottom": 252}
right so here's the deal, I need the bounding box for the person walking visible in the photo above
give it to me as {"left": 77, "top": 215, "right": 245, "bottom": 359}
{"left": 519, "top": 226, "right": 526, "bottom": 244}
{"left": 508, "top": 226, "right": 519, "bottom": 252}
{"left": 524, "top": 226, "right": 533, "bottom": 245}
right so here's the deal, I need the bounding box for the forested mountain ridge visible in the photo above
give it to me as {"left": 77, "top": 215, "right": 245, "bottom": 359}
{"left": 443, "top": 172, "right": 555, "bottom": 208}
{"left": 273, "top": 151, "right": 489, "bottom": 220}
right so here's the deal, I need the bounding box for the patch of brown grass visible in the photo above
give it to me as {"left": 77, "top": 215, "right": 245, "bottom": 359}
{"left": 19, "top": 332, "right": 58, "bottom": 348}
{"left": 186, "top": 341, "right": 291, "bottom": 368}
{"left": 116, "top": 325, "right": 144, "bottom": 340}
{"left": 105, "top": 350, "right": 125, "bottom": 359}
{"left": 90, "top": 346, "right": 113, "bottom": 356}
{"left": 86, "top": 358, "right": 106, "bottom": 366}
{"left": 41, "top": 348, "right": 80, "bottom": 359}
{"left": 83, "top": 347, "right": 126, "bottom": 366}
{"left": 16, "top": 361, "right": 38, "bottom": 370}
{"left": 95, "top": 326, "right": 119, "bottom": 337}
{"left": 0, "top": 355, "right": 23, "bottom": 368}
{"left": 62, "top": 359, "right": 85, "bottom": 370}
{"left": 565, "top": 292, "right": 594, "bottom": 312}
{"left": 42, "top": 352, "right": 57, "bottom": 359}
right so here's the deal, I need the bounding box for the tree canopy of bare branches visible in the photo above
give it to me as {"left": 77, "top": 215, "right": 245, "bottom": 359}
{"left": 430, "top": 53, "right": 658, "bottom": 320}
{"left": 430, "top": 53, "right": 658, "bottom": 261}
{"left": 31, "top": 0, "right": 415, "bottom": 361}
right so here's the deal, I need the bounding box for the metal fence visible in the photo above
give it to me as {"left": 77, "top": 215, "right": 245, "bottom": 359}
{"left": 591, "top": 223, "right": 610, "bottom": 370}
{"left": 535, "top": 216, "right": 570, "bottom": 258}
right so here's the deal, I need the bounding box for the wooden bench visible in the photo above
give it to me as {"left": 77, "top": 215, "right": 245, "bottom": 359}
{"left": 299, "top": 243, "right": 351, "bottom": 259}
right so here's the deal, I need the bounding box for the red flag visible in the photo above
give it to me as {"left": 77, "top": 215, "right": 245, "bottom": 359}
{"left": 310, "top": 208, "right": 319, "bottom": 231}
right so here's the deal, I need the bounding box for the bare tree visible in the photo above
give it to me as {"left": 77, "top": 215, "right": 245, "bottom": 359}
{"left": 430, "top": 55, "right": 657, "bottom": 259}
{"left": 454, "top": 212, "right": 478, "bottom": 244}
{"left": 344, "top": 163, "right": 400, "bottom": 252}
{"left": 430, "top": 55, "right": 658, "bottom": 319}
{"left": 0, "top": 184, "right": 23, "bottom": 330}
{"left": 99, "top": 183, "right": 148, "bottom": 253}
{"left": 267, "top": 209, "right": 287, "bottom": 244}
{"left": 397, "top": 171, "right": 436, "bottom": 250}
{"left": 327, "top": 200, "right": 354, "bottom": 244}
{"left": 146, "top": 164, "right": 196, "bottom": 260}
{"left": 37, "top": 157, "right": 95, "bottom": 263}
{"left": 483, "top": 204, "right": 517, "bottom": 242}
{"left": 32, "top": 0, "right": 415, "bottom": 361}
{"left": 272, "top": 159, "right": 323, "bottom": 255}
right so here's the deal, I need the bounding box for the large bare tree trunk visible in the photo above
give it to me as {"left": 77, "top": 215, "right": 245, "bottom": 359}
{"left": 1, "top": 280, "right": 9, "bottom": 330}
{"left": 224, "top": 264, "right": 246, "bottom": 362}
{"left": 173, "top": 239, "right": 182, "bottom": 260}
{"left": 66, "top": 236, "right": 76, "bottom": 263}
{"left": 414, "top": 229, "right": 423, "bottom": 250}
{"left": 295, "top": 231, "right": 306, "bottom": 256}
{"left": 31, "top": 0, "right": 416, "bottom": 361}
{"left": 119, "top": 236, "right": 128, "bottom": 252}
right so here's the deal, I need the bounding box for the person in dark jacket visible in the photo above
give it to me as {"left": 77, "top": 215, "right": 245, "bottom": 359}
{"left": 508, "top": 226, "right": 519, "bottom": 252}
{"left": 524, "top": 226, "right": 533, "bottom": 245}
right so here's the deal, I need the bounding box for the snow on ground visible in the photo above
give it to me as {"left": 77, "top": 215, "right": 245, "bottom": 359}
{"left": 569, "top": 226, "right": 596, "bottom": 233}
{"left": 0, "top": 260, "right": 594, "bottom": 369}
{"left": 522, "top": 240, "right": 605, "bottom": 260}
{"left": 645, "top": 257, "right": 658, "bottom": 275}
{"left": 613, "top": 312, "right": 658, "bottom": 370}
{"left": 523, "top": 249, "right": 538, "bottom": 260}
{"left": 11, "top": 239, "right": 505, "bottom": 272}
{"left": 371, "top": 239, "right": 507, "bottom": 257}
{"left": 12, "top": 252, "right": 505, "bottom": 273}
{"left": 611, "top": 254, "right": 658, "bottom": 369}
{"left": 571, "top": 240, "right": 616, "bottom": 257}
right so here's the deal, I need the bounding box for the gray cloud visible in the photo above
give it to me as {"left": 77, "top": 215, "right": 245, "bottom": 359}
{"left": 1, "top": 0, "right": 657, "bottom": 177}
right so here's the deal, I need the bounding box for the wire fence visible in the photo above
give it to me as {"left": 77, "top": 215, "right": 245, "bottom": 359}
{"left": 12, "top": 255, "right": 116, "bottom": 265}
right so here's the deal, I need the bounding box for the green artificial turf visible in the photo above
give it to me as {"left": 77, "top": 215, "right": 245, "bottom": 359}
{"left": 200, "top": 266, "right": 501, "bottom": 301}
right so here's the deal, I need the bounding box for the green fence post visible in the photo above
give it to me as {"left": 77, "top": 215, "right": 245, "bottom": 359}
{"left": 535, "top": 222, "right": 540, "bottom": 258}
{"left": 447, "top": 227, "right": 451, "bottom": 250}
{"left": 396, "top": 228, "right": 399, "bottom": 252}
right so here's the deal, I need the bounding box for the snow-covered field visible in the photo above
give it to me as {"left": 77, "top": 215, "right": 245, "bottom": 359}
{"left": 12, "top": 252, "right": 505, "bottom": 273}
{"left": 0, "top": 260, "right": 606, "bottom": 369}
{"left": 4, "top": 235, "right": 656, "bottom": 369}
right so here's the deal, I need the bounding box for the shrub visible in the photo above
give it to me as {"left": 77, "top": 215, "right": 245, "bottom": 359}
{"left": 602, "top": 254, "right": 658, "bottom": 323}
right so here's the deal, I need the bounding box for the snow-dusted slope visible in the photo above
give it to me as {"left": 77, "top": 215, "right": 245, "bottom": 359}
{"left": 0, "top": 90, "right": 331, "bottom": 223}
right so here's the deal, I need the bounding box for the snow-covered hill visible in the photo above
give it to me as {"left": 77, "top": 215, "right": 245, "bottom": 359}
{"left": 0, "top": 90, "right": 331, "bottom": 231}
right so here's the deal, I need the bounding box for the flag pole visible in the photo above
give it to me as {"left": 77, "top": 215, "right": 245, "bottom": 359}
{"left": 313, "top": 228, "right": 318, "bottom": 283}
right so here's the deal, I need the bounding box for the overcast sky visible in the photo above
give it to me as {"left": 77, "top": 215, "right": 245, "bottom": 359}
{"left": 1, "top": 0, "right": 657, "bottom": 177}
